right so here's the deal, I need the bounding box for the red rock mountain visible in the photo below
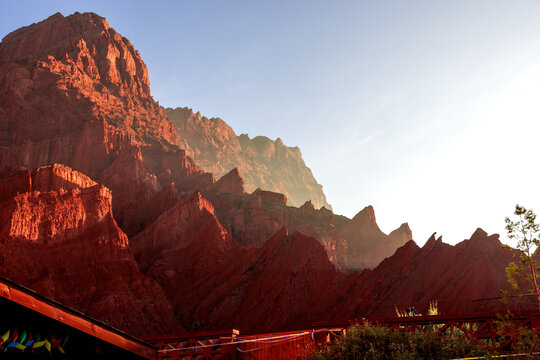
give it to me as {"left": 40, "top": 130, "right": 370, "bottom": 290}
{"left": 0, "top": 164, "right": 181, "bottom": 336}
{"left": 341, "top": 206, "right": 412, "bottom": 268}
{"left": 165, "top": 106, "right": 330, "bottom": 209}
{"left": 0, "top": 12, "right": 528, "bottom": 337}
{"left": 131, "top": 195, "right": 346, "bottom": 333}
{"left": 205, "top": 180, "right": 411, "bottom": 270}
{"left": 0, "top": 12, "right": 214, "bottom": 238}
{"left": 0, "top": 11, "right": 408, "bottom": 272}
{"left": 326, "top": 229, "right": 533, "bottom": 322}
{"left": 133, "top": 196, "right": 529, "bottom": 332}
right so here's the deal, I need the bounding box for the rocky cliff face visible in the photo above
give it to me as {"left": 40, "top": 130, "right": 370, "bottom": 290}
{"left": 132, "top": 194, "right": 345, "bottom": 333}
{"left": 0, "top": 12, "right": 524, "bottom": 338}
{"left": 165, "top": 107, "right": 330, "bottom": 209}
{"left": 0, "top": 12, "right": 213, "bottom": 237}
{"left": 206, "top": 188, "right": 409, "bottom": 270}
{"left": 341, "top": 206, "right": 412, "bottom": 268}
{"left": 133, "top": 196, "right": 527, "bottom": 332}
{"left": 132, "top": 191, "right": 252, "bottom": 330}
{"left": 0, "top": 11, "right": 406, "bottom": 275}
{"left": 0, "top": 165, "right": 181, "bottom": 336}
{"left": 325, "top": 229, "right": 530, "bottom": 322}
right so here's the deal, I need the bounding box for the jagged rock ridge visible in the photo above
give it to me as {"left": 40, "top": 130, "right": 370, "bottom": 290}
{"left": 325, "top": 229, "right": 532, "bottom": 321}
{"left": 133, "top": 194, "right": 531, "bottom": 332}
{"left": 165, "top": 106, "right": 331, "bottom": 209}
{"left": 205, "top": 181, "right": 411, "bottom": 270}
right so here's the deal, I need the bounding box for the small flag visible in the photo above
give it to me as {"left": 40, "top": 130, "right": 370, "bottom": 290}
{"left": 0, "top": 331, "right": 9, "bottom": 344}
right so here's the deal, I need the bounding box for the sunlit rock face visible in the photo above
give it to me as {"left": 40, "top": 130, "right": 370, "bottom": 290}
{"left": 340, "top": 206, "right": 412, "bottom": 268}
{"left": 0, "top": 164, "right": 181, "bottom": 336}
{"left": 0, "top": 12, "right": 214, "bottom": 237}
{"left": 0, "top": 10, "right": 407, "bottom": 273}
{"left": 164, "top": 106, "right": 331, "bottom": 209}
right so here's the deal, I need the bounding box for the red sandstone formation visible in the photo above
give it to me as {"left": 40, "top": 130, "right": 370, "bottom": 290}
{"left": 0, "top": 12, "right": 212, "bottom": 237}
{"left": 0, "top": 12, "right": 527, "bottom": 338}
{"left": 341, "top": 206, "right": 412, "bottom": 268}
{"left": 132, "top": 191, "right": 252, "bottom": 330}
{"left": 0, "top": 165, "right": 181, "bottom": 336}
{"left": 0, "top": 10, "right": 406, "bottom": 272}
{"left": 206, "top": 189, "right": 409, "bottom": 270}
{"left": 165, "top": 107, "right": 330, "bottom": 209}
{"left": 325, "top": 229, "right": 532, "bottom": 322}
{"left": 133, "top": 192, "right": 527, "bottom": 333}
{"left": 213, "top": 167, "right": 246, "bottom": 194}
{"left": 132, "top": 194, "right": 345, "bottom": 333}
{"left": 218, "top": 229, "right": 346, "bottom": 333}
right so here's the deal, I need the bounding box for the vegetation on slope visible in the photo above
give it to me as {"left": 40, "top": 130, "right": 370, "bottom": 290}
{"left": 309, "top": 324, "right": 485, "bottom": 360}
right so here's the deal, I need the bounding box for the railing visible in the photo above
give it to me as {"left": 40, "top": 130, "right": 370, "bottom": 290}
{"left": 313, "top": 311, "right": 540, "bottom": 352}
{"left": 143, "top": 329, "right": 239, "bottom": 360}
{"left": 144, "top": 328, "right": 317, "bottom": 360}
{"left": 145, "top": 311, "right": 540, "bottom": 359}
{"left": 235, "top": 329, "right": 315, "bottom": 360}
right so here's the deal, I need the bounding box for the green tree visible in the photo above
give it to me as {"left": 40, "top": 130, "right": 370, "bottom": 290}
{"left": 505, "top": 204, "right": 540, "bottom": 312}
{"left": 309, "top": 324, "right": 484, "bottom": 360}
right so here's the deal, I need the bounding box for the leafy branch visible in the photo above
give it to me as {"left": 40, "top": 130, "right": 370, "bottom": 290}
{"left": 504, "top": 205, "right": 540, "bottom": 311}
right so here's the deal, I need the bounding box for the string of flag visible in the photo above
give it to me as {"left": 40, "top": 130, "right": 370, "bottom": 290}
{"left": 0, "top": 329, "right": 69, "bottom": 354}
{"left": 236, "top": 332, "right": 313, "bottom": 353}
{"left": 157, "top": 330, "right": 317, "bottom": 353}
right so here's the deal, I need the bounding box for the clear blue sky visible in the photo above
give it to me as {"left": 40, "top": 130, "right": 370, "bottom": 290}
{"left": 2, "top": 1, "right": 540, "bottom": 246}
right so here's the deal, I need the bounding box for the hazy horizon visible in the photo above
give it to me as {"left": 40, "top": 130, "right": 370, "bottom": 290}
{"left": 2, "top": 1, "right": 539, "bottom": 247}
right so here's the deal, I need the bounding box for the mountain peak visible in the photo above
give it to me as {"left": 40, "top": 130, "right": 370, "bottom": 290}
{"left": 165, "top": 104, "right": 331, "bottom": 209}
{"left": 386, "top": 222, "right": 413, "bottom": 247}
{"left": 214, "top": 167, "right": 246, "bottom": 194}
{"left": 351, "top": 205, "right": 377, "bottom": 225}
{"left": 2, "top": 12, "right": 108, "bottom": 57}
{"left": 397, "top": 222, "right": 412, "bottom": 235}
{"left": 422, "top": 232, "right": 444, "bottom": 251}
{"left": 67, "top": 12, "right": 110, "bottom": 30}
{"left": 470, "top": 227, "right": 488, "bottom": 240}
{"left": 300, "top": 200, "right": 315, "bottom": 211}
{"left": 467, "top": 227, "right": 502, "bottom": 251}
{"left": 0, "top": 11, "right": 151, "bottom": 98}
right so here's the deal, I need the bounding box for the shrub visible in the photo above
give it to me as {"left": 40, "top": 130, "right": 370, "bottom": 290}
{"left": 309, "top": 325, "right": 485, "bottom": 360}
{"left": 395, "top": 300, "right": 439, "bottom": 317}
{"left": 427, "top": 300, "right": 438, "bottom": 316}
